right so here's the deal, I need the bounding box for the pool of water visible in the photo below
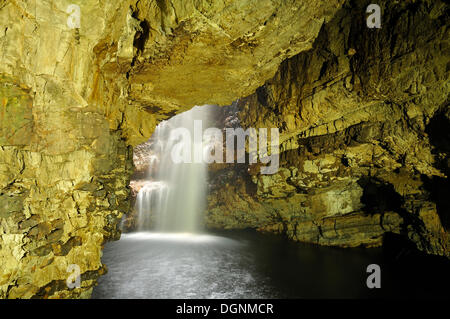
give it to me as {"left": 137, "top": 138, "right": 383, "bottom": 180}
{"left": 92, "top": 230, "right": 449, "bottom": 299}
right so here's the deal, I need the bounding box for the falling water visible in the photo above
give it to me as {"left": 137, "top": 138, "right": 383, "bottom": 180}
{"left": 135, "top": 105, "right": 214, "bottom": 233}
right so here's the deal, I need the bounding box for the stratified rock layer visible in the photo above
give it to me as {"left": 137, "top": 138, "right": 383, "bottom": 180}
{"left": 205, "top": 0, "right": 449, "bottom": 256}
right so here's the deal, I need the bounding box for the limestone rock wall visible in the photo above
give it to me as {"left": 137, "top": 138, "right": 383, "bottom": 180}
{"left": 205, "top": 0, "right": 449, "bottom": 256}
{"left": 0, "top": 0, "right": 135, "bottom": 298}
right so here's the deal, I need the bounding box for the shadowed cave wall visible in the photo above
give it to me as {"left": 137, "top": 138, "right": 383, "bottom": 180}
{"left": 205, "top": 0, "right": 449, "bottom": 256}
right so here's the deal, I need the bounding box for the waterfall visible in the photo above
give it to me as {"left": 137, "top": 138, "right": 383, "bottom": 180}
{"left": 135, "top": 105, "right": 213, "bottom": 233}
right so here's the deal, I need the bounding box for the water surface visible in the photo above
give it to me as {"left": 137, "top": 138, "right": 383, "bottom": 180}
{"left": 92, "top": 230, "right": 449, "bottom": 299}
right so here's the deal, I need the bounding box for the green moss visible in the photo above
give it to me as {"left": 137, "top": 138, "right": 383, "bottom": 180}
{"left": 0, "top": 75, "right": 34, "bottom": 146}
{"left": 0, "top": 194, "right": 24, "bottom": 218}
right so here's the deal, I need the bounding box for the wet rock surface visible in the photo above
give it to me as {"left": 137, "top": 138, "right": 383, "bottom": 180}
{"left": 205, "top": 0, "right": 449, "bottom": 256}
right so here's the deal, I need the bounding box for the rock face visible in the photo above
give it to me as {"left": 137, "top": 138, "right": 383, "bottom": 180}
{"left": 125, "top": 0, "right": 343, "bottom": 110}
{"left": 206, "top": 0, "right": 449, "bottom": 256}
{"left": 0, "top": 0, "right": 448, "bottom": 299}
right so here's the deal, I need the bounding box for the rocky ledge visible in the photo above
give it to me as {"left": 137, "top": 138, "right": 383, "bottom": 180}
{"left": 205, "top": 0, "right": 449, "bottom": 257}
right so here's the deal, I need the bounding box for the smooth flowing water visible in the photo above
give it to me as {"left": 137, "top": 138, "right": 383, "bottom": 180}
{"left": 92, "top": 230, "right": 449, "bottom": 299}
{"left": 135, "top": 105, "right": 214, "bottom": 232}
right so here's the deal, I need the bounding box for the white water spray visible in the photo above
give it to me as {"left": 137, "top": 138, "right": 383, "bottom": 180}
{"left": 135, "top": 105, "right": 213, "bottom": 233}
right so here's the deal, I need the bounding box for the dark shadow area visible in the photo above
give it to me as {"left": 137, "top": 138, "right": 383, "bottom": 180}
{"left": 426, "top": 109, "right": 450, "bottom": 156}
{"left": 381, "top": 232, "right": 450, "bottom": 298}
{"left": 357, "top": 178, "right": 403, "bottom": 215}
{"left": 131, "top": 6, "right": 150, "bottom": 55}
{"left": 422, "top": 108, "right": 450, "bottom": 230}
{"left": 421, "top": 175, "right": 450, "bottom": 230}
